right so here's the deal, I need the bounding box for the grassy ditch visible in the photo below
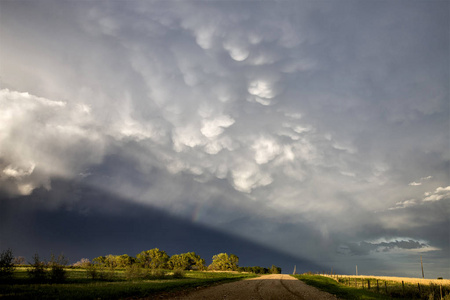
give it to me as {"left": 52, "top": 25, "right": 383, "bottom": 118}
{"left": 0, "top": 268, "right": 256, "bottom": 299}
{"left": 293, "top": 274, "right": 393, "bottom": 300}
{"left": 293, "top": 274, "right": 450, "bottom": 300}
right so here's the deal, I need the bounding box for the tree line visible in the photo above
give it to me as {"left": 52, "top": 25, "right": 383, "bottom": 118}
{"left": 1, "top": 247, "right": 282, "bottom": 282}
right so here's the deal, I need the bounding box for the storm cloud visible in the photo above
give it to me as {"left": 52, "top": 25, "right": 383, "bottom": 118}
{"left": 1, "top": 0, "right": 448, "bottom": 278}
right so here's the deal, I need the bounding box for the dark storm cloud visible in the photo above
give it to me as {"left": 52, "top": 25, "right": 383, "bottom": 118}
{"left": 0, "top": 0, "right": 448, "bottom": 277}
{"left": 0, "top": 179, "right": 321, "bottom": 274}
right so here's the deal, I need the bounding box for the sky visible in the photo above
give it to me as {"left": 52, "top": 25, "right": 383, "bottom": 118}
{"left": 0, "top": 0, "right": 449, "bottom": 278}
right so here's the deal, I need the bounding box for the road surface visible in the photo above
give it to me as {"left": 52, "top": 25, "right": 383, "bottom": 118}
{"left": 163, "top": 274, "right": 338, "bottom": 300}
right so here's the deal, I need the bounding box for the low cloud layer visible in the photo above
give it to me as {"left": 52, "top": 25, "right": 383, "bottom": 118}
{"left": 1, "top": 1, "right": 448, "bottom": 277}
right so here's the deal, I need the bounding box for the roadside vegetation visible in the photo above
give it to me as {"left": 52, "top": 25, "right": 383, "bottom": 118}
{"left": 0, "top": 248, "right": 280, "bottom": 299}
{"left": 294, "top": 274, "right": 450, "bottom": 300}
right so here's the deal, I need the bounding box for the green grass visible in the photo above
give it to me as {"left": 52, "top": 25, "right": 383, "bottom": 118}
{"left": 292, "top": 274, "right": 391, "bottom": 300}
{"left": 0, "top": 268, "right": 257, "bottom": 299}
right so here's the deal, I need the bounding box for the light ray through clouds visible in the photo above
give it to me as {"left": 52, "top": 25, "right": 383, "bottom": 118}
{"left": 0, "top": 0, "right": 449, "bottom": 277}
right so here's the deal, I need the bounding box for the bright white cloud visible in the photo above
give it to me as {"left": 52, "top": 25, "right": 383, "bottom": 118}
{"left": 388, "top": 199, "right": 417, "bottom": 210}
{"left": 201, "top": 115, "right": 235, "bottom": 138}
{"left": 423, "top": 186, "right": 450, "bottom": 202}
{"left": 248, "top": 80, "right": 275, "bottom": 99}
{"left": 0, "top": 89, "right": 105, "bottom": 195}
{"left": 408, "top": 175, "right": 432, "bottom": 186}
{"left": 224, "top": 43, "right": 249, "bottom": 61}
{"left": 231, "top": 161, "right": 273, "bottom": 193}
{"left": 252, "top": 136, "right": 282, "bottom": 165}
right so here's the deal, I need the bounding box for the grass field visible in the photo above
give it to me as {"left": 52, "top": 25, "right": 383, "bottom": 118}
{"left": 294, "top": 274, "right": 450, "bottom": 300}
{"left": 0, "top": 267, "right": 257, "bottom": 299}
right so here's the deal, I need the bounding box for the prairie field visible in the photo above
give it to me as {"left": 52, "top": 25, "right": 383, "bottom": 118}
{"left": 336, "top": 274, "right": 450, "bottom": 286}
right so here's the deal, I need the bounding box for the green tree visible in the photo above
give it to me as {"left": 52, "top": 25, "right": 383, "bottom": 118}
{"left": 0, "top": 248, "right": 15, "bottom": 279}
{"left": 104, "top": 254, "right": 118, "bottom": 269}
{"left": 117, "top": 254, "right": 135, "bottom": 267}
{"left": 209, "top": 253, "right": 239, "bottom": 271}
{"left": 168, "top": 252, "right": 205, "bottom": 270}
{"left": 136, "top": 248, "right": 169, "bottom": 269}
{"left": 185, "top": 252, "right": 205, "bottom": 270}
{"left": 168, "top": 254, "right": 189, "bottom": 270}
{"left": 92, "top": 256, "right": 107, "bottom": 266}
{"left": 270, "top": 265, "right": 281, "bottom": 274}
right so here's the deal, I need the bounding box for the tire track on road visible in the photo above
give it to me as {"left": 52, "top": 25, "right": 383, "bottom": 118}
{"left": 279, "top": 275, "right": 307, "bottom": 300}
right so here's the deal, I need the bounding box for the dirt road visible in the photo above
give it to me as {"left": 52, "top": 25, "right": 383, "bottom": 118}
{"left": 164, "top": 274, "right": 338, "bottom": 300}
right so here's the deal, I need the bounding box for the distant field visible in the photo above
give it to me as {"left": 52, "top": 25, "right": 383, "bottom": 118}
{"left": 0, "top": 268, "right": 256, "bottom": 300}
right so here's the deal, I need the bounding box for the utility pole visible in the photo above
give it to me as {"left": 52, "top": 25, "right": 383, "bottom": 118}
{"left": 420, "top": 255, "right": 424, "bottom": 278}
{"left": 356, "top": 265, "right": 358, "bottom": 276}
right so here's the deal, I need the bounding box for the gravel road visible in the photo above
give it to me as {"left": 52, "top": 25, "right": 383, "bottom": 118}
{"left": 163, "top": 274, "right": 338, "bottom": 300}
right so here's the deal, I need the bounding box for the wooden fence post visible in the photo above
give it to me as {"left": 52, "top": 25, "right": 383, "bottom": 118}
{"left": 368, "top": 279, "right": 370, "bottom": 290}
{"left": 402, "top": 281, "right": 404, "bottom": 297}
{"left": 377, "top": 280, "right": 379, "bottom": 293}
{"left": 440, "top": 285, "right": 443, "bottom": 300}
{"left": 418, "top": 283, "right": 421, "bottom": 295}
{"left": 385, "top": 281, "right": 387, "bottom": 294}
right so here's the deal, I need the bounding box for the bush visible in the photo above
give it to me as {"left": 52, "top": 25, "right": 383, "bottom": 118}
{"left": 27, "top": 253, "right": 47, "bottom": 282}
{"left": 0, "top": 249, "right": 15, "bottom": 279}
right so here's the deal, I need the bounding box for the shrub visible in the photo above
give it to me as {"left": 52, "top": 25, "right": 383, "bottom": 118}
{"left": 0, "top": 249, "right": 15, "bottom": 279}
